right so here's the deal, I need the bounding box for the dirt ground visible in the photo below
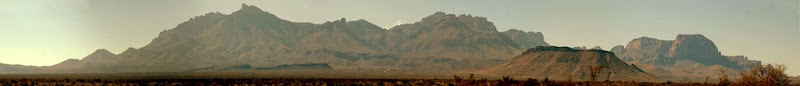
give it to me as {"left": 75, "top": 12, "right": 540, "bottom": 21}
{"left": 1, "top": 69, "right": 798, "bottom": 86}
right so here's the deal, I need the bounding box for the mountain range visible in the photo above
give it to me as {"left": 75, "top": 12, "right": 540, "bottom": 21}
{"left": 0, "top": 4, "right": 765, "bottom": 82}
{"left": 611, "top": 34, "right": 762, "bottom": 81}
{"left": 0, "top": 4, "right": 548, "bottom": 73}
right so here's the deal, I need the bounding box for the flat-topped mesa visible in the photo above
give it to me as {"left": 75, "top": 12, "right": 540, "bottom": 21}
{"left": 522, "top": 46, "right": 613, "bottom": 55}
{"left": 626, "top": 37, "right": 672, "bottom": 50}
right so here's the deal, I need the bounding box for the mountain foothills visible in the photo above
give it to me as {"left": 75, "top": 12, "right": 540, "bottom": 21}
{"left": 0, "top": 4, "right": 548, "bottom": 73}
{"left": 610, "top": 34, "right": 762, "bottom": 81}
{"left": 0, "top": 4, "right": 767, "bottom": 82}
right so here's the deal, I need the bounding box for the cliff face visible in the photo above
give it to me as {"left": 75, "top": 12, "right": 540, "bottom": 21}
{"left": 616, "top": 34, "right": 762, "bottom": 81}
{"left": 501, "top": 29, "right": 549, "bottom": 49}
{"left": 667, "top": 34, "right": 722, "bottom": 59}
{"left": 20, "top": 4, "right": 550, "bottom": 73}
{"left": 620, "top": 37, "right": 674, "bottom": 65}
{"left": 619, "top": 35, "right": 744, "bottom": 69}
{"left": 478, "top": 46, "right": 660, "bottom": 82}
{"left": 610, "top": 45, "right": 625, "bottom": 55}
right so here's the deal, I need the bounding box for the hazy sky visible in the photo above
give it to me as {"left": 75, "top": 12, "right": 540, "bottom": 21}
{"left": 0, "top": 0, "right": 798, "bottom": 75}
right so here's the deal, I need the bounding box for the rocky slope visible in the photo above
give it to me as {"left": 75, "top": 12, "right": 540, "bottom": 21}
{"left": 477, "top": 46, "right": 660, "bottom": 82}
{"left": 613, "top": 34, "right": 762, "bottom": 81}
{"left": 1, "top": 4, "right": 549, "bottom": 73}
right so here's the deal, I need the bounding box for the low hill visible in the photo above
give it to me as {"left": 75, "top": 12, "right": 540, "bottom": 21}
{"left": 477, "top": 46, "right": 660, "bottom": 82}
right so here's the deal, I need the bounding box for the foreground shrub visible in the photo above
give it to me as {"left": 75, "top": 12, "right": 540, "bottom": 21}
{"left": 737, "top": 64, "right": 790, "bottom": 86}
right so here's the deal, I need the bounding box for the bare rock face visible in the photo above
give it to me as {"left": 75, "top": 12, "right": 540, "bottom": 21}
{"left": 616, "top": 34, "right": 762, "bottom": 81}
{"left": 620, "top": 37, "right": 674, "bottom": 65}
{"left": 478, "top": 46, "right": 660, "bottom": 82}
{"left": 501, "top": 29, "right": 549, "bottom": 48}
{"left": 610, "top": 45, "right": 625, "bottom": 56}
{"left": 667, "top": 34, "right": 721, "bottom": 59}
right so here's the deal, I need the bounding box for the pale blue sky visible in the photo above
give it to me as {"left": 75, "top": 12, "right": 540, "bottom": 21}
{"left": 0, "top": 0, "right": 798, "bottom": 75}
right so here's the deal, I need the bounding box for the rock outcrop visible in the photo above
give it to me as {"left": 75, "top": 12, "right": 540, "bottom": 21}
{"left": 619, "top": 37, "right": 674, "bottom": 65}
{"left": 616, "top": 34, "right": 762, "bottom": 81}
{"left": 610, "top": 45, "right": 625, "bottom": 55}
{"left": 667, "top": 34, "right": 721, "bottom": 58}
{"left": 501, "top": 29, "right": 549, "bottom": 48}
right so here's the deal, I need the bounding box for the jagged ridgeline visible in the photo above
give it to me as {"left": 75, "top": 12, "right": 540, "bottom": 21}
{"left": 0, "top": 4, "right": 549, "bottom": 73}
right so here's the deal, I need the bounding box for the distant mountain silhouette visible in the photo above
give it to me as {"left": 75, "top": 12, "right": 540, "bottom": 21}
{"left": 501, "top": 29, "right": 549, "bottom": 49}
{"left": 478, "top": 46, "right": 660, "bottom": 82}
{"left": 611, "top": 34, "right": 762, "bottom": 81}
{"left": 0, "top": 4, "right": 549, "bottom": 73}
{"left": 0, "top": 63, "right": 42, "bottom": 74}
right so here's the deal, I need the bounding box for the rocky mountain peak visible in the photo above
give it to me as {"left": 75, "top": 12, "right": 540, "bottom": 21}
{"left": 80, "top": 49, "right": 117, "bottom": 62}
{"left": 338, "top": 18, "right": 347, "bottom": 23}
{"left": 52, "top": 59, "right": 81, "bottom": 67}
{"left": 121, "top": 47, "right": 137, "bottom": 54}
{"left": 667, "top": 34, "right": 721, "bottom": 58}
{"left": 417, "top": 12, "right": 497, "bottom": 32}
{"left": 238, "top": 4, "right": 264, "bottom": 13}
{"left": 610, "top": 45, "right": 626, "bottom": 55}
{"left": 227, "top": 3, "right": 281, "bottom": 24}
{"left": 624, "top": 37, "right": 672, "bottom": 53}
{"left": 87, "top": 49, "right": 114, "bottom": 57}
{"left": 591, "top": 46, "right": 603, "bottom": 50}
{"left": 501, "top": 29, "right": 549, "bottom": 48}
{"left": 93, "top": 49, "right": 113, "bottom": 55}
{"left": 615, "top": 34, "right": 760, "bottom": 81}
